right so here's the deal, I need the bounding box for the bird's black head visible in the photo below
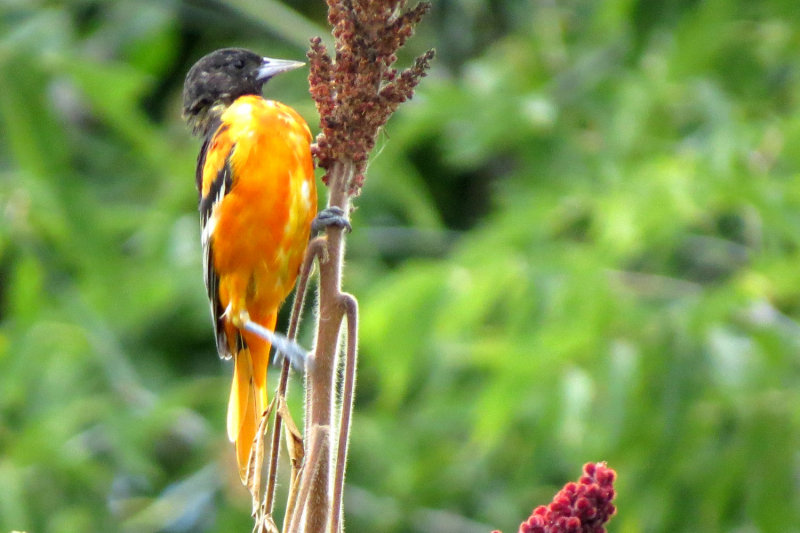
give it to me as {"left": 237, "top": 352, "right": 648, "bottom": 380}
{"left": 182, "top": 48, "right": 304, "bottom": 136}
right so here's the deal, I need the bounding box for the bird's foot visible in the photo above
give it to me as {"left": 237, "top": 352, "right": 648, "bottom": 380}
{"left": 312, "top": 206, "right": 352, "bottom": 234}
{"left": 241, "top": 319, "right": 309, "bottom": 372}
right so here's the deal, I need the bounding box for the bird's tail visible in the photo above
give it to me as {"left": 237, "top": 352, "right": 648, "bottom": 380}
{"left": 227, "top": 311, "right": 277, "bottom": 483}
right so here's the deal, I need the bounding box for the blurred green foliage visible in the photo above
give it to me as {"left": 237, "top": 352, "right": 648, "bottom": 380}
{"left": 1, "top": 1, "right": 800, "bottom": 532}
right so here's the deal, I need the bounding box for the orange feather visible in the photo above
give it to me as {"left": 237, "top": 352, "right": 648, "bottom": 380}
{"left": 200, "top": 95, "right": 316, "bottom": 481}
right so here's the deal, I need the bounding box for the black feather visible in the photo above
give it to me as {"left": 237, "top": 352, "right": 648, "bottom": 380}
{"left": 196, "top": 136, "right": 209, "bottom": 197}
{"left": 199, "top": 151, "right": 233, "bottom": 223}
{"left": 198, "top": 130, "right": 243, "bottom": 360}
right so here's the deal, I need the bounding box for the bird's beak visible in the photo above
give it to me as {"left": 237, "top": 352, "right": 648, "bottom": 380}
{"left": 257, "top": 57, "right": 305, "bottom": 81}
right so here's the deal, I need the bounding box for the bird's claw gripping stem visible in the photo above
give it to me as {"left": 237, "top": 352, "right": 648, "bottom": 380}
{"left": 312, "top": 206, "right": 352, "bottom": 234}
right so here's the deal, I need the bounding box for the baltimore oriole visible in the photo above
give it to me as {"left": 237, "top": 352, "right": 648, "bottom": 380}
{"left": 182, "top": 48, "right": 316, "bottom": 482}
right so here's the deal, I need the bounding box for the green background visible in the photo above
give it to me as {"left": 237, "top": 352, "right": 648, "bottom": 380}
{"left": 2, "top": 1, "right": 800, "bottom": 532}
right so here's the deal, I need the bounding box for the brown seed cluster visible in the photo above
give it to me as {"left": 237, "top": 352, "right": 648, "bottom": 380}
{"left": 308, "top": 0, "right": 434, "bottom": 195}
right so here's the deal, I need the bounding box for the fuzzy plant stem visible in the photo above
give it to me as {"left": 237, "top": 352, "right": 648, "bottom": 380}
{"left": 303, "top": 160, "right": 353, "bottom": 532}
{"left": 264, "top": 236, "right": 324, "bottom": 516}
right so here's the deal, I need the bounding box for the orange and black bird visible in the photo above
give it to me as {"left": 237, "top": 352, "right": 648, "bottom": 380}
{"left": 182, "top": 48, "right": 316, "bottom": 482}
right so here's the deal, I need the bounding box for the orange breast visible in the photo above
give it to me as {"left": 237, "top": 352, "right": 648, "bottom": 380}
{"left": 203, "top": 95, "right": 316, "bottom": 321}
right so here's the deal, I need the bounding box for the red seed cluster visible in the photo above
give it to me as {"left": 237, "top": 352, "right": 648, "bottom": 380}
{"left": 308, "top": 0, "right": 434, "bottom": 195}
{"left": 493, "top": 463, "right": 617, "bottom": 533}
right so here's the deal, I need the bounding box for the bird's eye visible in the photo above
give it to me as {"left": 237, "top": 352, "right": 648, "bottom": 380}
{"left": 233, "top": 59, "right": 245, "bottom": 69}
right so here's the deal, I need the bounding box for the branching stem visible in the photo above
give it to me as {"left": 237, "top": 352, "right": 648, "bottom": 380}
{"left": 303, "top": 160, "right": 354, "bottom": 533}
{"left": 265, "top": 238, "right": 328, "bottom": 515}
{"left": 286, "top": 425, "right": 330, "bottom": 533}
